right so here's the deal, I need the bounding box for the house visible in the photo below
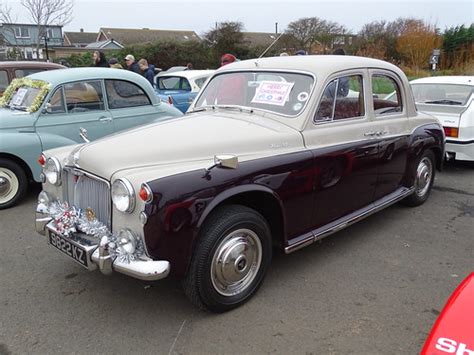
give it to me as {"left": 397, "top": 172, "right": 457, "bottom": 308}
{"left": 63, "top": 29, "right": 98, "bottom": 47}
{"left": 97, "top": 27, "right": 200, "bottom": 46}
{"left": 85, "top": 39, "right": 123, "bottom": 50}
{"left": 0, "top": 22, "right": 63, "bottom": 60}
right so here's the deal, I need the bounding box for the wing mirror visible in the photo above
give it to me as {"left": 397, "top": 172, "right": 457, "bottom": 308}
{"left": 43, "top": 103, "right": 53, "bottom": 114}
{"left": 204, "top": 154, "right": 239, "bottom": 178}
{"left": 79, "top": 127, "right": 90, "bottom": 143}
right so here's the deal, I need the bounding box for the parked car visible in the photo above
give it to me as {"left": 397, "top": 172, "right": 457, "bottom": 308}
{"left": 35, "top": 56, "right": 445, "bottom": 312}
{"left": 421, "top": 273, "right": 474, "bottom": 354}
{"left": 0, "top": 61, "right": 65, "bottom": 96}
{"left": 0, "top": 67, "right": 182, "bottom": 209}
{"left": 155, "top": 70, "right": 215, "bottom": 112}
{"left": 410, "top": 76, "right": 473, "bottom": 161}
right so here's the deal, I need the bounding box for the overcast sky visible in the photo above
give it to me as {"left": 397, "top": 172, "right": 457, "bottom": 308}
{"left": 7, "top": 0, "right": 474, "bottom": 35}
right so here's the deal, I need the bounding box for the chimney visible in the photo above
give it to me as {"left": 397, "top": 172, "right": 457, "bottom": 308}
{"left": 80, "top": 28, "right": 84, "bottom": 33}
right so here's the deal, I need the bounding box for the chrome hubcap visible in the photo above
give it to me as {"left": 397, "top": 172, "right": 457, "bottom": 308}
{"left": 211, "top": 228, "right": 262, "bottom": 297}
{"left": 0, "top": 168, "right": 19, "bottom": 204}
{"left": 415, "top": 157, "right": 433, "bottom": 197}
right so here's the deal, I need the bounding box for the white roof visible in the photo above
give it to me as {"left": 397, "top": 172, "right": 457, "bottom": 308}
{"left": 158, "top": 70, "right": 215, "bottom": 79}
{"left": 411, "top": 76, "right": 474, "bottom": 86}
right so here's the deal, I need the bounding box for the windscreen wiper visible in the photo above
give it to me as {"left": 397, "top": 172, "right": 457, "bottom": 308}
{"left": 424, "top": 99, "right": 463, "bottom": 105}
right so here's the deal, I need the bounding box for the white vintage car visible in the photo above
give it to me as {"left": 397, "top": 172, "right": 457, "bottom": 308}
{"left": 35, "top": 55, "right": 445, "bottom": 312}
{"left": 410, "top": 76, "right": 473, "bottom": 161}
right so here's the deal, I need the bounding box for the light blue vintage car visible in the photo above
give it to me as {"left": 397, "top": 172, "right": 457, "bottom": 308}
{"left": 0, "top": 67, "right": 182, "bottom": 209}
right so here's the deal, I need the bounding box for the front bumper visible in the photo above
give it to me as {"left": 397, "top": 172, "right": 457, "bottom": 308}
{"left": 35, "top": 194, "right": 170, "bottom": 281}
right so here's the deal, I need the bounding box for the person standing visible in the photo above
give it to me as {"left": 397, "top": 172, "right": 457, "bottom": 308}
{"left": 93, "top": 51, "right": 109, "bottom": 67}
{"left": 124, "top": 54, "right": 141, "bottom": 74}
{"left": 138, "top": 59, "right": 155, "bottom": 87}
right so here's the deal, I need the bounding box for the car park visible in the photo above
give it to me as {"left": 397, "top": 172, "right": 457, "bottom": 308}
{"left": 0, "top": 67, "right": 182, "bottom": 209}
{"left": 410, "top": 76, "right": 473, "bottom": 161}
{"left": 35, "top": 55, "right": 445, "bottom": 312}
{"left": 0, "top": 61, "right": 65, "bottom": 96}
{"left": 155, "top": 70, "right": 214, "bottom": 112}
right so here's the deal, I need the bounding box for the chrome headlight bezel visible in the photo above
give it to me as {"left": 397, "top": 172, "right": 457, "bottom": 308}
{"left": 111, "top": 178, "right": 135, "bottom": 213}
{"left": 44, "top": 157, "right": 61, "bottom": 186}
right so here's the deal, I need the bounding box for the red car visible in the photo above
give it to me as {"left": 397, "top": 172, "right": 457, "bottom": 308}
{"left": 421, "top": 273, "right": 474, "bottom": 354}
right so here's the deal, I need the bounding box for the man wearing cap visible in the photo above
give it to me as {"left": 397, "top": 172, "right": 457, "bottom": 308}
{"left": 124, "top": 54, "right": 140, "bottom": 74}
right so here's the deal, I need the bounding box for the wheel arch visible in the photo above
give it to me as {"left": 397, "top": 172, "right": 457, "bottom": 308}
{"left": 0, "top": 152, "right": 34, "bottom": 181}
{"left": 197, "top": 185, "right": 286, "bottom": 249}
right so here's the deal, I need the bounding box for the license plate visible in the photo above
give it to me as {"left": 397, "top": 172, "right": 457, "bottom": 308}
{"left": 49, "top": 231, "right": 88, "bottom": 268}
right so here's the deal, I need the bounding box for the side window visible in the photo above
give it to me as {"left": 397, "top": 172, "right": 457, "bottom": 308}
{"left": 15, "top": 69, "right": 43, "bottom": 78}
{"left": 46, "top": 87, "right": 66, "bottom": 114}
{"left": 371, "top": 74, "right": 402, "bottom": 115}
{"left": 158, "top": 77, "right": 180, "bottom": 90}
{"left": 0, "top": 70, "right": 9, "bottom": 92}
{"left": 194, "top": 76, "right": 209, "bottom": 89}
{"left": 64, "top": 80, "right": 104, "bottom": 113}
{"left": 315, "top": 75, "right": 365, "bottom": 122}
{"left": 181, "top": 78, "right": 191, "bottom": 91}
{"left": 105, "top": 80, "right": 151, "bottom": 109}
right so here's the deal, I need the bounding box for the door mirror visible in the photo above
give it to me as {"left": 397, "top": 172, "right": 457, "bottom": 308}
{"left": 43, "top": 103, "right": 53, "bottom": 114}
{"left": 214, "top": 154, "right": 239, "bottom": 169}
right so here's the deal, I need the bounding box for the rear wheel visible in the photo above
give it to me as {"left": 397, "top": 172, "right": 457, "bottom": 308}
{"left": 403, "top": 150, "right": 435, "bottom": 207}
{"left": 0, "top": 158, "right": 28, "bottom": 210}
{"left": 183, "top": 205, "right": 272, "bottom": 312}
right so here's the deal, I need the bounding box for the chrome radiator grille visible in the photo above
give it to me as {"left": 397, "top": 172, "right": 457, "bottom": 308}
{"left": 63, "top": 168, "right": 111, "bottom": 228}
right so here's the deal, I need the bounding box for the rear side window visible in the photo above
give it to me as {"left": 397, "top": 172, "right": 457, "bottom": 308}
{"left": 105, "top": 80, "right": 151, "bottom": 109}
{"left": 15, "top": 69, "right": 44, "bottom": 78}
{"left": 0, "top": 70, "right": 9, "bottom": 92}
{"left": 64, "top": 80, "right": 104, "bottom": 113}
{"left": 315, "top": 74, "right": 365, "bottom": 122}
{"left": 372, "top": 74, "right": 402, "bottom": 115}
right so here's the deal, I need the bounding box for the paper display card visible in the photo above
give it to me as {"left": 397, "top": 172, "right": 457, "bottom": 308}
{"left": 11, "top": 87, "right": 28, "bottom": 106}
{"left": 251, "top": 81, "right": 294, "bottom": 106}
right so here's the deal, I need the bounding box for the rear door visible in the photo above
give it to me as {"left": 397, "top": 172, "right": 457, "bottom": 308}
{"left": 36, "top": 80, "right": 113, "bottom": 150}
{"left": 104, "top": 79, "right": 161, "bottom": 132}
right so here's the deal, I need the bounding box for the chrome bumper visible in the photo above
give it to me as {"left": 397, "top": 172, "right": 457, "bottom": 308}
{"left": 35, "top": 193, "right": 170, "bottom": 282}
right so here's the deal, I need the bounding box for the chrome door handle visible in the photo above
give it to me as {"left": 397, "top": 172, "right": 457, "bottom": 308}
{"left": 98, "top": 116, "right": 112, "bottom": 122}
{"left": 364, "top": 131, "right": 376, "bottom": 136}
{"left": 376, "top": 130, "right": 388, "bottom": 136}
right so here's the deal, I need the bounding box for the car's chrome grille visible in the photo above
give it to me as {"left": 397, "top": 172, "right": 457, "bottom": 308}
{"left": 63, "top": 168, "right": 111, "bottom": 228}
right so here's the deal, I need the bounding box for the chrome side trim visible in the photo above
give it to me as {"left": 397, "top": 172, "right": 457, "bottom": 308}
{"left": 285, "top": 186, "right": 415, "bottom": 254}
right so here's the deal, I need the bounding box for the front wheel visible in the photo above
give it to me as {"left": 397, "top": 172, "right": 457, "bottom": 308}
{"left": 0, "top": 158, "right": 28, "bottom": 210}
{"left": 403, "top": 150, "right": 435, "bottom": 207}
{"left": 183, "top": 205, "right": 272, "bottom": 312}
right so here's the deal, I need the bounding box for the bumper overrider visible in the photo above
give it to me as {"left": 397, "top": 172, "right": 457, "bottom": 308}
{"left": 35, "top": 191, "right": 170, "bottom": 281}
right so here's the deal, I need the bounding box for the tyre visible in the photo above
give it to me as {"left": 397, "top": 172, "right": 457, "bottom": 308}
{"left": 0, "top": 158, "right": 28, "bottom": 210}
{"left": 183, "top": 205, "right": 272, "bottom": 312}
{"left": 403, "top": 150, "right": 435, "bottom": 207}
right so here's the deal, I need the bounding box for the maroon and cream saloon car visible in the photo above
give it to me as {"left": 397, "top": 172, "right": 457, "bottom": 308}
{"left": 35, "top": 55, "right": 445, "bottom": 312}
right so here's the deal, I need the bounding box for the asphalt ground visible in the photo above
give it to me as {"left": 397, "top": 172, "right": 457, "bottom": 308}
{"left": 0, "top": 160, "right": 472, "bottom": 354}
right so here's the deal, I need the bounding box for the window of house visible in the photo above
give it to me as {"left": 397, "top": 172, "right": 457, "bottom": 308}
{"left": 105, "top": 80, "right": 151, "bottom": 109}
{"left": 14, "top": 27, "right": 30, "bottom": 38}
{"left": 371, "top": 74, "right": 403, "bottom": 115}
{"left": 64, "top": 80, "right": 105, "bottom": 112}
{"left": 315, "top": 74, "right": 365, "bottom": 122}
{"left": 47, "top": 28, "right": 54, "bottom": 39}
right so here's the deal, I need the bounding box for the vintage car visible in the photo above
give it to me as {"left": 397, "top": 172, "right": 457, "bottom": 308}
{"left": 0, "top": 61, "right": 65, "bottom": 96}
{"left": 0, "top": 68, "right": 182, "bottom": 209}
{"left": 155, "top": 70, "right": 214, "bottom": 112}
{"left": 35, "top": 56, "right": 445, "bottom": 312}
{"left": 410, "top": 76, "right": 473, "bottom": 161}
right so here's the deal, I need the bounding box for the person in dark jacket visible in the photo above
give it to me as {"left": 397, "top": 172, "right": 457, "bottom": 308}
{"left": 138, "top": 58, "right": 155, "bottom": 87}
{"left": 93, "top": 51, "right": 109, "bottom": 67}
{"left": 125, "top": 54, "right": 141, "bottom": 74}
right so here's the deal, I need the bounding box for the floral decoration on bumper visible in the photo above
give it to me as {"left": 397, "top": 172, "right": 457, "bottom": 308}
{"left": 47, "top": 201, "right": 145, "bottom": 263}
{"left": 0, "top": 78, "right": 51, "bottom": 112}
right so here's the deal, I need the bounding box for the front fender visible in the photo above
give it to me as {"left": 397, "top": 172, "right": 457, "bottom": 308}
{"left": 0, "top": 131, "right": 42, "bottom": 181}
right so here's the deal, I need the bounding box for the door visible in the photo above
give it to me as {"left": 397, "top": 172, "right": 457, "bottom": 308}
{"left": 36, "top": 80, "right": 113, "bottom": 151}
{"left": 104, "top": 79, "right": 160, "bottom": 132}
{"left": 302, "top": 72, "right": 379, "bottom": 228}
{"left": 369, "top": 71, "right": 410, "bottom": 201}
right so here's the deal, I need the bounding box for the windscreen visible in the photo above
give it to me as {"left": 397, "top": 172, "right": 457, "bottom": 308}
{"left": 411, "top": 83, "right": 473, "bottom": 105}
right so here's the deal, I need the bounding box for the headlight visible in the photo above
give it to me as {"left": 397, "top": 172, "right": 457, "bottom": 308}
{"left": 44, "top": 157, "right": 61, "bottom": 185}
{"left": 111, "top": 178, "right": 135, "bottom": 213}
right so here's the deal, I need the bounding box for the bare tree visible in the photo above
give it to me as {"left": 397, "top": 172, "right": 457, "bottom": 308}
{"left": 21, "top": 0, "right": 74, "bottom": 55}
{"left": 0, "top": 3, "right": 22, "bottom": 58}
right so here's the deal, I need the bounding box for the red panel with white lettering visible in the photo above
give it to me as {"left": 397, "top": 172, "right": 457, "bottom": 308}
{"left": 421, "top": 273, "right": 474, "bottom": 354}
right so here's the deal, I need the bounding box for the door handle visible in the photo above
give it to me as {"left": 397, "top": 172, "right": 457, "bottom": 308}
{"left": 98, "top": 116, "right": 112, "bottom": 122}
{"left": 376, "top": 130, "right": 388, "bottom": 136}
{"left": 364, "top": 131, "right": 376, "bottom": 137}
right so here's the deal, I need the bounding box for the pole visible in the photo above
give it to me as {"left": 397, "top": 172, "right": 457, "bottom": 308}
{"left": 43, "top": 36, "right": 49, "bottom": 62}
{"left": 258, "top": 32, "right": 284, "bottom": 58}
